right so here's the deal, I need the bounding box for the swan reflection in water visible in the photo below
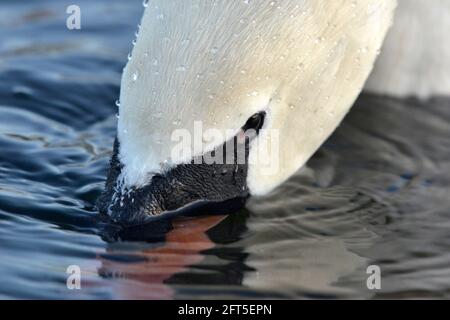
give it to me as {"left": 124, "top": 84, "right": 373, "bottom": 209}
{"left": 97, "top": 214, "right": 237, "bottom": 299}
{"left": 95, "top": 202, "right": 371, "bottom": 299}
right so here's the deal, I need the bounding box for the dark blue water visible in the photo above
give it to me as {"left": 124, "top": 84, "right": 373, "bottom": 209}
{"left": 1, "top": 0, "right": 449, "bottom": 299}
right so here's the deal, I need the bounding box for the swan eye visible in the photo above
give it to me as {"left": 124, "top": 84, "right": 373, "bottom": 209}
{"left": 242, "top": 111, "right": 266, "bottom": 133}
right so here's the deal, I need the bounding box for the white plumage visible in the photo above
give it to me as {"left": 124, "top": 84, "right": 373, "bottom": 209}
{"left": 118, "top": 0, "right": 396, "bottom": 195}
{"left": 366, "top": 0, "right": 450, "bottom": 99}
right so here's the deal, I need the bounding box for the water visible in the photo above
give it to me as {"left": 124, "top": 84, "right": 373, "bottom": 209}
{"left": 1, "top": 0, "right": 449, "bottom": 299}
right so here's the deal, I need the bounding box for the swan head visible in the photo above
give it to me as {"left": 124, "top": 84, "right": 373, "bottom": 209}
{"left": 98, "top": 0, "right": 396, "bottom": 226}
{"left": 98, "top": 112, "right": 265, "bottom": 225}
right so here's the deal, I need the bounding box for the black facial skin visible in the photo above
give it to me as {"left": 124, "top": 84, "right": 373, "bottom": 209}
{"left": 97, "top": 112, "right": 266, "bottom": 226}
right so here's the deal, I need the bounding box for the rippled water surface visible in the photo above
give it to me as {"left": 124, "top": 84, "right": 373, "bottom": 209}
{"left": 1, "top": 0, "right": 449, "bottom": 299}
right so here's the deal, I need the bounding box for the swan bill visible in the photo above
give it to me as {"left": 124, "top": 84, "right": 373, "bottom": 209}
{"left": 98, "top": 113, "right": 266, "bottom": 225}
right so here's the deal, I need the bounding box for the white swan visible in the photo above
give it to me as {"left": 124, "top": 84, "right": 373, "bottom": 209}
{"left": 100, "top": 0, "right": 398, "bottom": 223}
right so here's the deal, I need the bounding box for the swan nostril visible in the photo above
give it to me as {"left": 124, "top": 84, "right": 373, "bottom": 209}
{"left": 242, "top": 111, "right": 266, "bottom": 133}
